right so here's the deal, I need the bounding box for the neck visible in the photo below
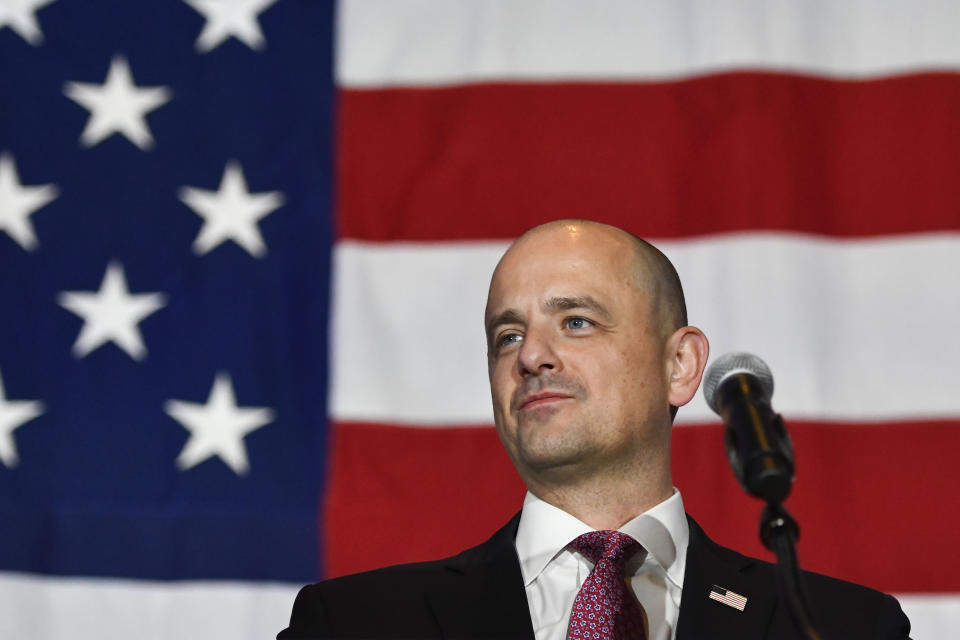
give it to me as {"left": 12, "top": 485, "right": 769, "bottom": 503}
{"left": 526, "top": 466, "right": 674, "bottom": 530}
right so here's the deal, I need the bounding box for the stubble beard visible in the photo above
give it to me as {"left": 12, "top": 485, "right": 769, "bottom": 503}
{"left": 511, "top": 403, "right": 623, "bottom": 490}
{"left": 510, "top": 399, "right": 669, "bottom": 493}
{"left": 506, "top": 372, "right": 592, "bottom": 478}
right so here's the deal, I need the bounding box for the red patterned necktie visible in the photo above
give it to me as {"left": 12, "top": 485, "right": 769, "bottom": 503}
{"left": 566, "top": 530, "right": 648, "bottom": 640}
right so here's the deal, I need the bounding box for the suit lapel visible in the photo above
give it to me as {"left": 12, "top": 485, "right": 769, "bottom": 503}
{"left": 675, "top": 516, "right": 777, "bottom": 640}
{"left": 426, "top": 513, "right": 536, "bottom": 640}
{"left": 419, "top": 512, "right": 778, "bottom": 639}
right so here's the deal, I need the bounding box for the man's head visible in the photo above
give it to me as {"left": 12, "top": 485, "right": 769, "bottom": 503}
{"left": 484, "top": 219, "right": 708, "bottom": 498}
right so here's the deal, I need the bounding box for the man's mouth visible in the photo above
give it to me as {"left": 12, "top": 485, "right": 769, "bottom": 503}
{"left": 519, "top": 392, "right": 573, "bottom": 410}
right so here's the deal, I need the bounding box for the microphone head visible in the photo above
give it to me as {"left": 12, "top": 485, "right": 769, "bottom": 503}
{"left": 703, "top": 351, "right": 775, "bottom": 414}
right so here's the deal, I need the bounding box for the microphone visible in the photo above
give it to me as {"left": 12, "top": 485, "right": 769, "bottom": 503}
{"left": 703, "top": 352, "right": 795, "bottom": 504}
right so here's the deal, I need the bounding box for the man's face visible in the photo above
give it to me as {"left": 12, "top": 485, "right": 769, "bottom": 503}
{"left": 485, "top": 223, "right": 674, "bottom": 486}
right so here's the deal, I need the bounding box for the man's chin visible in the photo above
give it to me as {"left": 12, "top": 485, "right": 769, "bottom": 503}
{"left": 516, "top": 441, "right": 594, "bottom": 477}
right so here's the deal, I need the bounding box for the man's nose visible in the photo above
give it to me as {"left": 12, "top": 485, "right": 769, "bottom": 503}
{"left": 517, "top": 328, "right": 561, "bottom": 375}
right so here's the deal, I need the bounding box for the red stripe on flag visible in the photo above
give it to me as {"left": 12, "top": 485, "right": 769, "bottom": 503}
{"left": 324, "top": 420, "right": 960, "bottom": 592}
{"left": 323, "top": 422, "right": 526, "bottom": 578}
{"left": 338, "top": 72, "right": 960, "bottom": 241}
{"left": 676, "top": 420, "right": 960, "bottom": 594}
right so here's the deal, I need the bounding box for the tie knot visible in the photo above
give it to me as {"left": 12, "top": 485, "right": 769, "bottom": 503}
{"left": 569, "top": 530, "right": 641, "bottom": 566}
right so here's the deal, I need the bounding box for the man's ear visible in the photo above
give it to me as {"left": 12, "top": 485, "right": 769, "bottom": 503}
{"left": 666, "top": 326, "right": 709, "bottom": 408}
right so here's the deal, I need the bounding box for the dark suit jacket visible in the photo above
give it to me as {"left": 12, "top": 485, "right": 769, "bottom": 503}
{"left": 278, "top": 514, "right": 911, "bottom": 639}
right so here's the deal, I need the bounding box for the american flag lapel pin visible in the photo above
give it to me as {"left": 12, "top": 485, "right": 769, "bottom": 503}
{"left": 709, "top": 585, "right": 748, "bottom": 611}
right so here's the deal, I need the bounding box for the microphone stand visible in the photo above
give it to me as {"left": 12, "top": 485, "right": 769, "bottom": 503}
{"left": 759, "top": 502, "right": 822, "bottom": 640}
{"left": 706, "top": 360, "right": 824, "bottom": 640}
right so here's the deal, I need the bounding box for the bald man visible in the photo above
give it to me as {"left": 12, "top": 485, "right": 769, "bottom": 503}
{"left": 279, "top": 220, "right": 910, "bottom": 640}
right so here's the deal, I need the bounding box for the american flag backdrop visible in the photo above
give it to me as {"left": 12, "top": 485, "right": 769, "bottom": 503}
{"left": 2, "top": 1, "right": 959, "bottom": 639}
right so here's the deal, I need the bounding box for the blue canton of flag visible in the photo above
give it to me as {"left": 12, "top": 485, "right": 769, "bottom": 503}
{"left": 0, "top": 1, "right": 334, "bottom": 637}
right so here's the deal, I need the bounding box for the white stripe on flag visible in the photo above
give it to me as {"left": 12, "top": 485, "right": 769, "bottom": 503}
{"left": 337, "top": 0, "right": 960, "bottom": 86}
{"left": 330, "top": 234, "right": 960, "bottom": 425}
{"left": 897, "top": 593, "right": 960, "bottom": 640}
{"left": 330, "top": 241, "right": 503, "bottom": 425}
{"left": 0, "top": 572, "right": 300, "bottom": 640}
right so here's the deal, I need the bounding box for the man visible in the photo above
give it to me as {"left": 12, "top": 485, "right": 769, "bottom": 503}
{"left": 279, "top": 219, "right": 910, "bottom": 639}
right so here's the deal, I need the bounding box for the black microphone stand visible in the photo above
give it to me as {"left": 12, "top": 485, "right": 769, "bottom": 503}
{"left": 710, "top": 363, "right": 825, "bottom": 640}
{"left": 760, "top": 502, "right": 822, "bottom": 640}
{"left": 720, "top": 373, "right": 823, "bottom": 640}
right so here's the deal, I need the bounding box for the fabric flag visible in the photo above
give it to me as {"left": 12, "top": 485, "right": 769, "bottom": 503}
{"left": 1, "top": 1, "right": 331, "bottom": 638}
{"left": 329, "top": 2, "right": 960, "bottom": 639}
{"left": 2, "top": 2, "right": 959, "bottom": 640}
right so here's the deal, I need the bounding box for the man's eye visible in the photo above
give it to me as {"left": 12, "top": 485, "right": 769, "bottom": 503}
{"left": 564, "top": 317, "right": 592, "bottom": 330}
{"left": 498, "top": 333, "right": 522, "bottom": 348}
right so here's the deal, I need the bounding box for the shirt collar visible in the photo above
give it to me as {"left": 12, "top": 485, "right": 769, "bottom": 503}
{"left": 514, "top": 489, "right": 689, "bottom": 590}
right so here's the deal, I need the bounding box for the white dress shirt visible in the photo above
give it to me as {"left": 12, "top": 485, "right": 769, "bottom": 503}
{"left": 514, "top": 490, "right": 689, "bottom": 640}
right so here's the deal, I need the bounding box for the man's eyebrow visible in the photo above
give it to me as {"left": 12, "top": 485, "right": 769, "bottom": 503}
{"left": 543, "top": 295, "right": 612, "bottom": 320}
{"left": 486, "top": 309, "right": 524, "bottom": 343}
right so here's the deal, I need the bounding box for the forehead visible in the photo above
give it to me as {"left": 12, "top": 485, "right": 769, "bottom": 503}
{"left": 486, "top": 225, "right": 645, "bottom": 316}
